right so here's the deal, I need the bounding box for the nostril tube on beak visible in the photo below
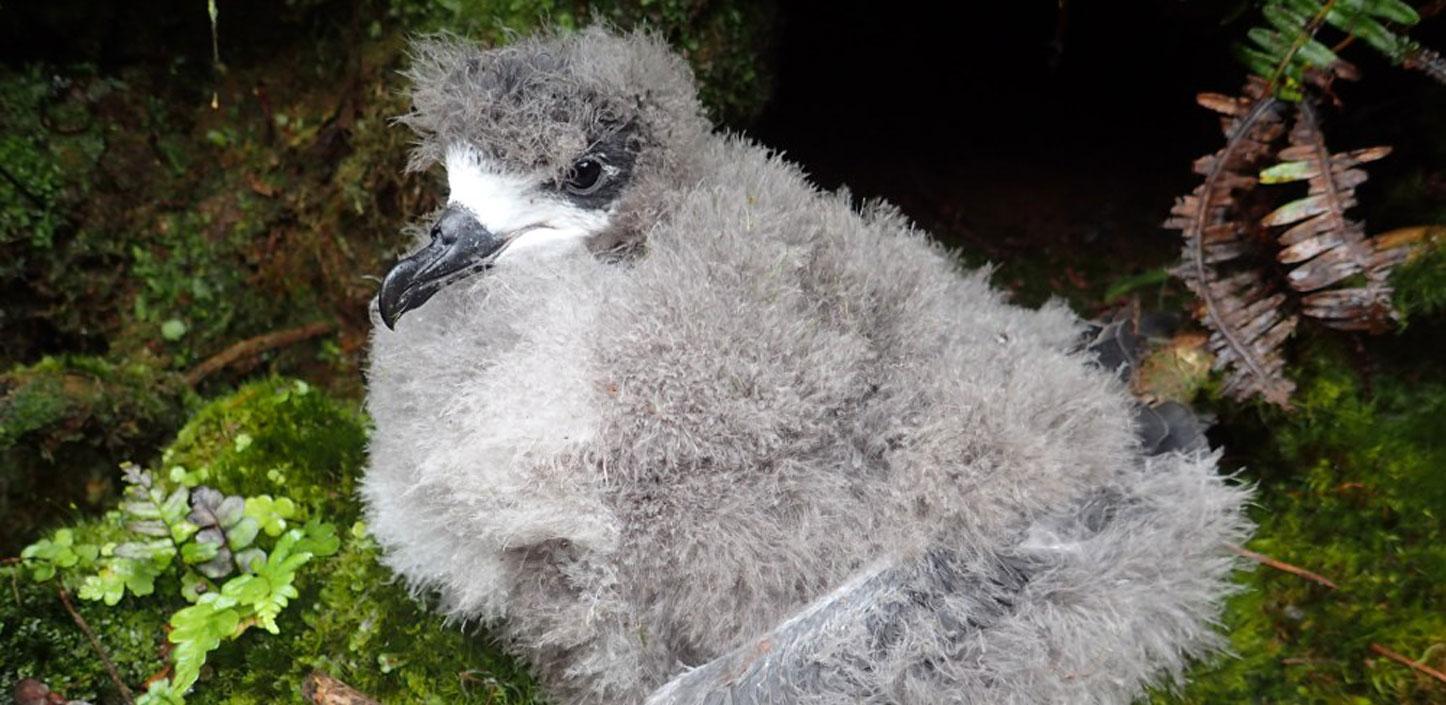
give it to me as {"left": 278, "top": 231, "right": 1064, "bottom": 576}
{"left": 433, "top": 206, "right": 480, "bottom": 247}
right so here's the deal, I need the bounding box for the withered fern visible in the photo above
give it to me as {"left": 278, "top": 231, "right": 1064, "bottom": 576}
{"left": 1166, "top": 80, "right": 1297, "bottom": 406}
{"left": 1166, "top": 0, "right": 1444, "bottom": 406}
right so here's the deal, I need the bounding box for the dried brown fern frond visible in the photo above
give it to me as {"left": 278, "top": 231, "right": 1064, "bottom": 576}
{"left": 1166, "top": 79, "right": 1297, "bottom": 407}
{"left": 1259, "top": 101, "right": 1417, "bottom": 332}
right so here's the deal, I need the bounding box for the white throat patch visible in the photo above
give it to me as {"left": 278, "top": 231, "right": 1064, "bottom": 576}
{"left": 445, "top": 145, "right": 613, "bottom": 264}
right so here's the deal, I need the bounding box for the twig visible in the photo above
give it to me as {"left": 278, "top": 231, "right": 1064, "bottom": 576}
{"left": 0, "top": 164, "right": 47, "bottom": 209}
{"left": 184, "top": 320, "right": 336, "bottom": 386}
{"left": 1228, "top": 543, "right": 1340, "bottom": 590}
{"left": 1370, "top": 643, "right": 1446, "bottom": 684}
{"left": 302, "top": 671, "right": 382, "bottom": 705}
{"left": 207, "top": 0, "right": 222, "bottom": 110}
{"left": 56, "top": 585, "right": 136, "bottom": 704}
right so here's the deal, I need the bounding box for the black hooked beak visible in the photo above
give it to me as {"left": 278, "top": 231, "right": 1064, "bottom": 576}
{"left": 377, "top": 205, "right": 507, "bottom": 329}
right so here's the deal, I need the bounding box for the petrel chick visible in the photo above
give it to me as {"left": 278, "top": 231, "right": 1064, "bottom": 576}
{"left": 362, "top": 27, "right": 1251, "bottom": 705}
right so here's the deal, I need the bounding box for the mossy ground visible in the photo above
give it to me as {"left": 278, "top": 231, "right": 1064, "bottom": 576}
{"left": 1154, "top": 324, "right": 1446, "bottom": 704}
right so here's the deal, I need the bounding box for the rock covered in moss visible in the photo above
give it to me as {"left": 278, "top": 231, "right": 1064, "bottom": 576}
{"left": 0, "top": 66, "right": 138, "bottom": 365}
{"left": 0, "top": 356, "right": 193, "bottom": 553}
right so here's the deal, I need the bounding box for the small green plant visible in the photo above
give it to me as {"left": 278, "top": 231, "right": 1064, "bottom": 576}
{"left": 20, "top": 461, "right": 339, "bottom": 704}
{"left": 1240, "top": 0, "right": 1438, "bottom": 100}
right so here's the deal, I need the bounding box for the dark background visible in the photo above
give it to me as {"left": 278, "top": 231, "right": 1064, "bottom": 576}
{"left": 750, "top": 1, "right": 1445, "bottom": 308}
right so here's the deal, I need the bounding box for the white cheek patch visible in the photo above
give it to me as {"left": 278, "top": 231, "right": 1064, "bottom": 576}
{"left": 445, "top": 145, "right": 613, "bottom": 265}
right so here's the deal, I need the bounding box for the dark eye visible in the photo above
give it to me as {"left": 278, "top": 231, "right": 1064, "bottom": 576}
{"left": 565, "top": 158, "right": 605, "bottom": 195}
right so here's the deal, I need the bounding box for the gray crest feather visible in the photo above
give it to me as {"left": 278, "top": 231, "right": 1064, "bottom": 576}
{"left": 398, "top": 26, "right": 706, "bottom": 174}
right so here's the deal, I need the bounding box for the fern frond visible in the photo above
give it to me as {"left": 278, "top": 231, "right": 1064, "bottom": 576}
{"left": 1166, "top": 80, "right": 1298, "bottom": 407}
{"left": 1258, "top": 101, "right": 1420, "bottom": 331}
{"left": 1246, "top": 0, "right": 1426, "bottom": 99}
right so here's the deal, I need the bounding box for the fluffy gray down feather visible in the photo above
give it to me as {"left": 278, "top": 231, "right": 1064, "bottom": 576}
{"left": 362, "top": 27, "right": 1253, "bottom": 705}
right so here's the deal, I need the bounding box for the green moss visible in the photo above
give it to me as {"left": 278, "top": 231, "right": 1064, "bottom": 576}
{"left": 1161, "top": 331, "right": 1446, "bottom": 704}
{"left": 0, "top": 355, "right": 194, "bottom": 554}
{"left": 0, "top": 66, "right": 133, "bottom": 364}
{"left": 160, "top": 378, "right": 368, "bottom": 523}
{"left": 189, "top": 529, "right": 541, "bottom": 705}
{"left": 1392, "top": 234, "right": 1446, "bottom": 324}
{"left": 0, "top": 128, "right": 65, "bottom": 253}
{"left": 0, "top": 50, "right": 355, "bottom": 378}
{"left": 1, "top": 516, "right": 172, "bottom": 705}
{"left": 0, "top": 65, "right": 111, "bottom": 258}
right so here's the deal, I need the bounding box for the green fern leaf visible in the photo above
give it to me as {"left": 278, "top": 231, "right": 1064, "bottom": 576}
{"left": 1326, "top": 8, "right": 1401, "bottom": 57}
{"left": 1362, "top": 0, "right": 1420, "bottom": 25}
{"left": 135, "top": 679, "right": 186, "bottom": 705}
{"left": 169, "top": 594, "right": 242, "bottom": 692}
